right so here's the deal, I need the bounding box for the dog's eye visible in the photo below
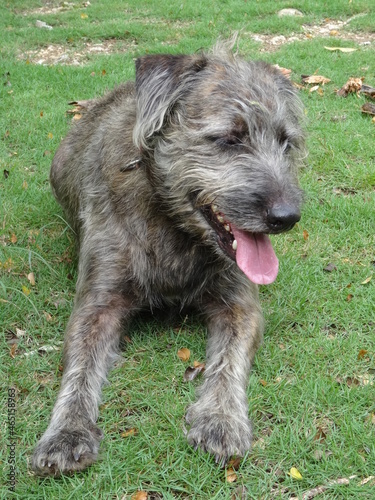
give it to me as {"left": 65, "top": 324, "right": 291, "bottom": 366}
{"left": 283, "top": 141, "right": 292, "bottom": 153}
{"left": 207, "top": 135, "right": 243, "bottom": 147}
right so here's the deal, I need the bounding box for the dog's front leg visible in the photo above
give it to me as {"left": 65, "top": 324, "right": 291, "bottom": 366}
{"left": 186, "top": 282, "right": 263, "bottom": 464}
{"left": 32, "top": 289, "right": 133, "bottom": 476}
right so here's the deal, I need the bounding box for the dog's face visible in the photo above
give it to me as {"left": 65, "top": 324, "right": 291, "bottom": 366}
{"left": 134, "top": 52, "right": 305, "bottom": 284}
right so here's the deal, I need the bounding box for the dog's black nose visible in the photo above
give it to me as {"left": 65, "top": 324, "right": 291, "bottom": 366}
{"left": 266, "top": 204, "right": 301, "bottom": 232}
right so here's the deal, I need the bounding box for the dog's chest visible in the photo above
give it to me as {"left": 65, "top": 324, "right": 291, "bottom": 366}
{"left": 132, "top": 220, "right": 216, "bottom": 305}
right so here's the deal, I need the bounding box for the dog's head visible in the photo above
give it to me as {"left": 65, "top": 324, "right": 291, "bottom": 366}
{"left": 133, "top": 47, "right": 305, "bottom": 284}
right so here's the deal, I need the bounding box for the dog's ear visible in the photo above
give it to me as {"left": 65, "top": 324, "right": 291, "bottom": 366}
{"left": 133, "top": 53, "right": 207, "bottom": 148}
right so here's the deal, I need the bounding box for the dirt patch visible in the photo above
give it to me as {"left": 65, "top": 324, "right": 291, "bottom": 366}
{"left": 249, "top": 17, "right": 374, "bottom": 52}
{"left": 24, "top": 1, "right": 88, "bottom": 16}
{"left": 19, "top": 39, "right": 137, "bottom": 66}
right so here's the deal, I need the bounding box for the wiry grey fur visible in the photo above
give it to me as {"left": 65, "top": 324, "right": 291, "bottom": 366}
{"left": 32, "top": 44, "right": 305, "bottom": 476}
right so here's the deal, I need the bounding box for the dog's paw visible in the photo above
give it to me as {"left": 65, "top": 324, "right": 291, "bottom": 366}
{"left": 185, "top": 404, "right": 252, "bottom": 465}
{"left": 32, "top": 423, "right": 103, "bottom": 476}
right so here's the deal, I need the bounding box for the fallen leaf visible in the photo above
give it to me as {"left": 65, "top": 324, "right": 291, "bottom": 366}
{"left": 228, "top": 457, "right": 242, "bottom": 470}
{"left": 131, "top": 492, "right": 147, "bottom": 500}
{"left": 259, "top": 379, "right": 268, "bottom": 387}
{"left": 289, "top": 467, "right": 303, "bottom": 480}
{"left": 22, "top": 285, "right": 30, "bottom": 296}
{"left": 10, "top": 233, "right": 17, "bottom": 243}
{"left": 80, "top": 13, "right": 88, "bottom": 19}
{"left": 302, "top": 75, "right": 331, "bottom": 85}
{"left": 183, "top": 362, "right": 205, "bottom": 382}
{"left": 324, "top": 46, "right": 357, "bottom": 53}
{"left": 362, "top": 102, "right": 375, "bottom": 116}
{"left": 226, "top": 467, "right": 237, "bottom": 483}
{"left": 274, "top": 64, "right": 292, "bottom": 77}
{"left": 121, "top": 428, "right": 138, "bottom": 438}
{"left": 27, "top": 272, "right": 36, "bottom": 286}
{"left": 323, "top": 263, "right": 337, "bottom": 272}
{"left": 22, "top": 180, "right": 28, "bottom": 189}
{"left": 16, "top": 328, "right": 26, "bottom": 337}
{"left": 177, "top": 347, "right": 190, "bottom": 362}
{"left": 337, "top": 77, "right": 363, "bottom": 97}
{"left": 346, "top": 294, "right": 354, "bottom": 302}
{"left": 309, "top": 84, "right": 320, "bottom": 93}
{"left": 43, "top": 311, "right": 53, "bottom": 322}
{"left": 361, "top": 276, "right": 372, "bottom": 285}
{"left": 10, "top": 344, "right": 18, "bottom": 358}
{"left": 357, "top": 349, "right": 368, "bottom": 360}
{"left": 360, "top": 84, "right": 375, "bottom": 99}
{"left": 47, "top": 132, "right": 53, "bottom": 139}
{"left": 303, "top": 229, "right": 309, "bottom": 240}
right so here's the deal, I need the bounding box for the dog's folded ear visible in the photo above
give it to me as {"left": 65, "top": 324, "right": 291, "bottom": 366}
{"left": 133, "top": 53, "right": 207, "bottom": 148}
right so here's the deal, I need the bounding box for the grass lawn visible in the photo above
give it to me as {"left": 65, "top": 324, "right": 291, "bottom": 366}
{"left": 1, "top": 0, "right": 375, "bottom": 498}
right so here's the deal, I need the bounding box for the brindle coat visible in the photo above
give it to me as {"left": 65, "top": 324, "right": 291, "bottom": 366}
{"left": 32, "top": 44, "right": 305, "bottom": 475}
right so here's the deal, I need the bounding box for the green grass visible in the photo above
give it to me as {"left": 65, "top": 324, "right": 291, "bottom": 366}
{"left": 1, "top": 0, "right": 375, "bottom": 498}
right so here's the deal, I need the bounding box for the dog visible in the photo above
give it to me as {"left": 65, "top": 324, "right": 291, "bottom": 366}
{"left": 32, "top": 42, "right": 305, "bottom": 475}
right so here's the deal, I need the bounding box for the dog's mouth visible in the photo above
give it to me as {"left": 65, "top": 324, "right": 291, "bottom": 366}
{"left": 200, "top": 204, "right": 279, "bottom": 285}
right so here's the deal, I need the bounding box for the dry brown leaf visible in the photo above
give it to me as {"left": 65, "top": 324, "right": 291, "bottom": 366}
{"left": 27, "top": 272, "right": 36, "bottom": 286}
{"left": 121, "top": 428, "right": 138, "bottom": 438}
{"left": 337, "top": 77, "right": 363, "bottom": 97}
{"left": 302, "top": 75, "right": 331, "bottom": 85}
{"left": 357, "top": 349, "right": 368, "bottom": 360}
{"left": 309, "top": 85, "right": 320, "bottom": 93}
{"left": 43, "top": 311, "right": 53, "bottom": 322}
{"left": 259, "top": 379, "right": 267, "bottom": 387}
{"left": 177, "top": 347, "right": 190, "bottom": 362}
{"left": 10, "top": 233, "right": 17, "bottom": 244}
{"left": 346, "top": 294, "right": 354, "bottom": 302}
{"left": 362, "top": 102, "right": 375, "bottom": 116}
{"left": 361, "top": 85, "right": 375, "bottom": 99}
{"left": 274, "top": 64, "right": 292, "bottom": 78}
{"left": 131, "top": 492, "right": 148, "bottom": 500}
{"left": 10, "top": 343, "right": 18, "bottom": 358}
{"left": 323, "top": 263, "right": 337, "bottom": 272}
{"left": 226, "top": 467, "right": 237, "bottom": 483}
{"left": 228, "top": 457, "right": 242, "bottom": 470}
{"left": 303, "top": 229, "right": 309, "bottom": 241}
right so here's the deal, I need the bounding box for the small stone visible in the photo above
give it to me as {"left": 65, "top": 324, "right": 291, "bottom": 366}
{"left": 270, "top": 35, "right": 286, "bottom": 45}
{"left": 36, "top": 20, "right": 53, "bottom": 30}
{"left": 278, "top": 8, "right": 304, "bottom": 17}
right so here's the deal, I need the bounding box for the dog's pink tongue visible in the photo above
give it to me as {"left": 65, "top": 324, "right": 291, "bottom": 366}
{"left": 231, "top": 227, "right": 279, "bottom": 285}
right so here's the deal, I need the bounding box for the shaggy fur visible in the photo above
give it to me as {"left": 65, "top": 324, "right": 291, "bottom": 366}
{"left": 32, "top": 44, "right": 305, "bottom": 476}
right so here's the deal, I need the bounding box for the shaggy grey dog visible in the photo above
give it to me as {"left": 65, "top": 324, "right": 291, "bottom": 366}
{"left": 32, "top": 44, "right": 305, "bottom": 476}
